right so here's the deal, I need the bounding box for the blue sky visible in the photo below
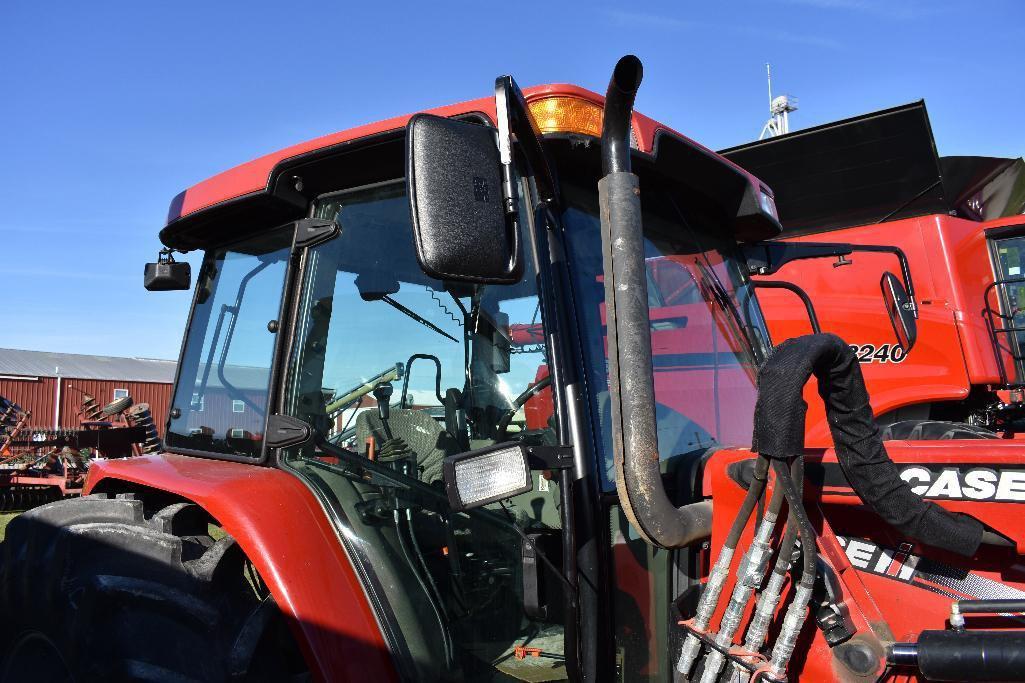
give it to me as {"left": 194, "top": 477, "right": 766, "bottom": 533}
{"left": 1, "top": 0, "right": 1021, "bottom": 360}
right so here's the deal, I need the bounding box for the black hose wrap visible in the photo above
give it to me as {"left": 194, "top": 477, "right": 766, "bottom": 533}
{"left": 752, "top": 333, "right": 984, "bottom": 558}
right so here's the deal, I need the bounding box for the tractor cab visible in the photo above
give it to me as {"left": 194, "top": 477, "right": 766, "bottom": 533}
{"left": 147, "top": 65, "right": 781, "bottom": 681}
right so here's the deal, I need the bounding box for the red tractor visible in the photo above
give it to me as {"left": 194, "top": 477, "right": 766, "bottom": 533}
{"left": 1, "top": 57, "right": 1023, "bottom": 683}
{"left": 721, "top": 102, "right": 1025, "bottom": 446}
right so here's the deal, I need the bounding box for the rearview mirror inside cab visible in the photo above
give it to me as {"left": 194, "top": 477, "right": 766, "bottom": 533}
{"left": 405, "top": 114, "right": 522, "bottom": 284}
{"left": 881, "top": 271, "right": 917, "bottom": 352}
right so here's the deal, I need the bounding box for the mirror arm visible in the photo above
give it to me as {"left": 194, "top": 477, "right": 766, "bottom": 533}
{"left": 849, "top": 244, "right": 917, "bottom": 317}
{"left": 750, "top": 281, "right": 822, "bottom": 334}
{"left": 744, "top": 241, "right": 917, "bottom": 318}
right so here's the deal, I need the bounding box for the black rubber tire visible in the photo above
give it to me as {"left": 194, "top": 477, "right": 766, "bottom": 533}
{"left": 880, "top": 419, "right": 997, "bottom": 441}
{"left": 100, "top": 395, "right": 134, "bottom": 416}
{"left": 0, "top": 493, "right": 307, "bottom": 682}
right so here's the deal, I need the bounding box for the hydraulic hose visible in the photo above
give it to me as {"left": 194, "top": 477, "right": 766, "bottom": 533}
{"left": 766, "top": 458, "right": 816, "bottom": 680}
{"left": 731, "top": 459, "right": 804, "bottom": 683}
{"left": 600, "top": 54, "right": 714, "bottom": 550}
{"left": 698, "top": 468, "right": 786, "bottom": 683}
{"left": 753, "top": 333, "right": 984, "bottom": 557}
{"left": 678, "top": 456, "right": 770, "bottom": 677}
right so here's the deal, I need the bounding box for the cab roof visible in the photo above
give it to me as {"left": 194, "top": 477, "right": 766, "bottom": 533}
{"left": 164, "top": 83, "right": 767, "bottom": 239}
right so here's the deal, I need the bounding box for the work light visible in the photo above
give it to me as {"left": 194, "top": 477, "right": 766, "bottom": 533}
{"left": 443, "top": 442, "right": 532, "bottom": 511}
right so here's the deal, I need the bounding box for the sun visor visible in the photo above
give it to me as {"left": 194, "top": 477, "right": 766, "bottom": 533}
{"left": 721, "top": 101, "right": 948, "bottom": 236}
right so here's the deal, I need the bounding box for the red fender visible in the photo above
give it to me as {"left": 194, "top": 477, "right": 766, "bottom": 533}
{"left": 86, "top": 453, "right": 398, "bottom": 683}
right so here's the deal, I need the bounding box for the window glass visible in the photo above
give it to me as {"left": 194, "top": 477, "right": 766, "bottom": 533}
{"left": 991, "top": 233, "right": 1025, "bottom": 382}
{"left": 165, "top": 229, "right": 291, "bottom": 457}
{"left": 281, "top": 180, "right": 566, "bottom": 681}
{"left": 561, "top": 181, "right": 767, "bottom": 489}
{"left": 113, "top": 388, "right": 129, "bottom": 400}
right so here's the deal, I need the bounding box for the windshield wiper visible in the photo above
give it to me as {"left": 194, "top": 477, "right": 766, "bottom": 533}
{"left": 380, "top": 295, "right": 459, "bottom": 343}
{"left": 665, "top": 193, "right": 767, "bottom": 362}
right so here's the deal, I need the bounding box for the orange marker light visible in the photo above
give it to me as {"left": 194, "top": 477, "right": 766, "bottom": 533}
{"left": 527, "top": 97, "right": 604, "bottom": 137}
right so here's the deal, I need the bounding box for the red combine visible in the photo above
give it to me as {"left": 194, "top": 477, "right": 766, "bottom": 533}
{"left": 1, "top": 58, "right": 1024, "bottom": 683}
{"left": 721, "top": 102, "right": 1025, "bottom": 445}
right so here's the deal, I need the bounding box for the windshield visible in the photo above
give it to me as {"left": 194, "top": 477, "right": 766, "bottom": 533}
{"left": 165, "top": 229, "right": 292, "bottom": 457}
{"left": 279, "top": 180, "right": 567, "bottom": 681}
{"left": 561, "top": 180, "right": 769, "bottom": 489}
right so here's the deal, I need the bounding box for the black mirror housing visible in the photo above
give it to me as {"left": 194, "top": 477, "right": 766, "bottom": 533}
{"left": 881, "top": 271, "right": 917, "bottom": 352}
{"left": 405, "top": 114, "right": 522, "bottom": 284}
{"left": 144, "top": 260, "right": 191, "bottom": 291}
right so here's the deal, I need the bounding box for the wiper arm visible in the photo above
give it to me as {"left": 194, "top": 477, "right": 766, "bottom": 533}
{"left": 381, "top": 295, "right": 459, "bottom": 343}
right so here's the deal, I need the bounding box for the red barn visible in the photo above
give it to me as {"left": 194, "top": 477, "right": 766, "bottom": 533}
{"left": 0, "top": 348, "right": 175, "bottom": 435}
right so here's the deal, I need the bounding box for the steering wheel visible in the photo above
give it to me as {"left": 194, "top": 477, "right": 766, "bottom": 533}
{"left": 495, "top": 375, "right": 553, "bottom": 441}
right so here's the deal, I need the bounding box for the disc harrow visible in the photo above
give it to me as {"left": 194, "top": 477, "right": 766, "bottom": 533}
{"left": 0, "top": 391, "right": 160, "bottom": 511}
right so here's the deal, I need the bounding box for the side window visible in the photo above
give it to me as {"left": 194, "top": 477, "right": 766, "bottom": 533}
{"left": 561, "top": 182, "right": 763, "bottom": 489}
{"left": 165, "top": 229, "right": 292, "bottom": 457}
{"left": 113, "top": 388, "right": 129, "bottom": 400}
{"left": 991, "top": 234, "right": 1025, "bottom": 381}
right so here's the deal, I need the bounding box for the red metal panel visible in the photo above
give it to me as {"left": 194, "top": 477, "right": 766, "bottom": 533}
{"left": 0, "top": 376, "right": 56, "bottom": 428}
{"left": 58, "top": 379, "right": 173, "bottom": 435}
{"left": 87, "top": 454, "right": 398, "bottom": 683}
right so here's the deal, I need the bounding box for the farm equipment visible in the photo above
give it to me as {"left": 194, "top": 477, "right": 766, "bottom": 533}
{"left": 721, "top": 103, "right": 1025, "bottom": 444}
{"left": 2, "top": 56, "right": 1025, "bottom": 682}
{"left": 0, "top": 391, "right": 159, "bottom": 511}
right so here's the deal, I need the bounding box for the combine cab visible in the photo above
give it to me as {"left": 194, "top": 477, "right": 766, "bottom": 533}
{"left": 721, "top": 102, "right": 1025, "bottom": 444}
{"left": 1, "top": 58, "right": 1024, "bottom": 683}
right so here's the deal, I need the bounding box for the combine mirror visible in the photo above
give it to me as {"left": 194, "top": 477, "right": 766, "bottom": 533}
{"left": 882, "top": 270, "right": 917, "bottom": 351}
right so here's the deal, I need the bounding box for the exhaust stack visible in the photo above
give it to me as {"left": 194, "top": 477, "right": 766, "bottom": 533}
{"left": 599, "top": 54, "right": 713, "bottom": 550}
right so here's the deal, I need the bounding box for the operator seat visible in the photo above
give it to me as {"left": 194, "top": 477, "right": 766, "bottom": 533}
{"left": 353, "top": 409, "right": 460, "bottom": 483}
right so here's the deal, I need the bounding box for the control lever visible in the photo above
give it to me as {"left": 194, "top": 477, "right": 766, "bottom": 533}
{"left": 373, "top": 382, "right": 395, "bottom": 441}
{"left": 373, "top": 382, "right": 394, "bottom": 422}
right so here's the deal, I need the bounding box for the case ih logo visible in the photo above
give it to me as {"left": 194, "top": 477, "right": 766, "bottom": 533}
{"left": 837, "top": 536, "right": 919, "bottom": 581}
{"left": 898, "top": 465, "right": 1025, "bottom": 502}
{"left": 838, "top": 534, "right": 1025, "bottom": 606}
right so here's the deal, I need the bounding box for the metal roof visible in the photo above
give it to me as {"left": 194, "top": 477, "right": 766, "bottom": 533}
{"left": 0, "top": 348, "right": 176, "bottom": 383}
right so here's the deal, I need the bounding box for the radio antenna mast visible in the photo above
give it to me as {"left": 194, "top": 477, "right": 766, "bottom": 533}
{"left": 760, "top": 63, "right": 798, "bottom": 139}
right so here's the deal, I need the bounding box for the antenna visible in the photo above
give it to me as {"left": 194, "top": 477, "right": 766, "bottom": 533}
{"left": 759, "top": 63, "right": 798, "bottom": 139}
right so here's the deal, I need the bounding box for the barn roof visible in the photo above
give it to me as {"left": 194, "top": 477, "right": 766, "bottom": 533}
{"left": 0, "top": 348, "right": 176, "bottom": 383}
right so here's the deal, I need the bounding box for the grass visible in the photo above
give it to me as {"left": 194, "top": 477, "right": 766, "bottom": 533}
{"left": 0, "top": 512, "right": 20, "bottom": 542}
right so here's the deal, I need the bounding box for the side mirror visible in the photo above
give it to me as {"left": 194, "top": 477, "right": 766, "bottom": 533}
{"left": 881, "top": 271, "right": 917, "bottom": 352}
{"left": 144, "top": 249, "right": 191, "bottom": 291}
{"left": 405, "top": 114, "right": 522, "bottom": 284}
